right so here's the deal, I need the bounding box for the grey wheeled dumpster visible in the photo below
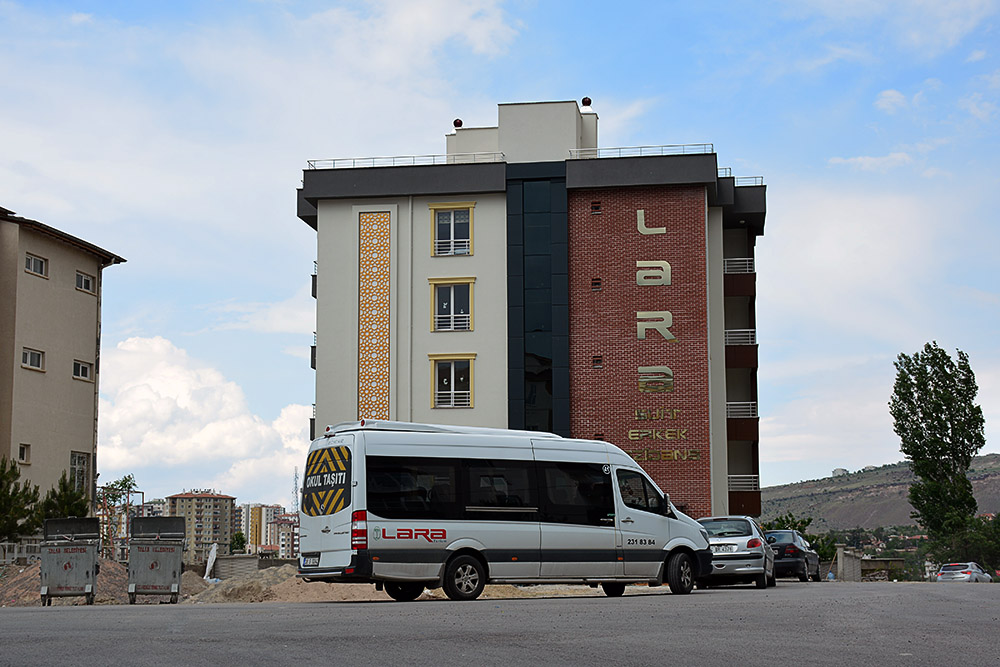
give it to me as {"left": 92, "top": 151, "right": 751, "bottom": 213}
{"left": 127, "top": 516, "right": 185, "bottom": 604}
{"left": 40, "top": 517, "right": 101, "bottom": 606}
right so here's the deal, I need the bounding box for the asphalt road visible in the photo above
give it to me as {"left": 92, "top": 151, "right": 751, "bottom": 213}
{"left": 1, "top": 580, "right": 997, "bottom": 666}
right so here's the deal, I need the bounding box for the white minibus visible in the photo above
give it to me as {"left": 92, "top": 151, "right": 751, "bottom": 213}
{"left": 298, "top": 420, "right": 711, "bottom": 601}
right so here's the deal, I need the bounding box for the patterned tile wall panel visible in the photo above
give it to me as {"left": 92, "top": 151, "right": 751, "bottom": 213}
{"left": 357, "top": 211, "right": 391, "bottom": 419}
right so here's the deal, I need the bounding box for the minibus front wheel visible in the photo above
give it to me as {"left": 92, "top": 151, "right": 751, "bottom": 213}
{"left": 666, "top": 552, "right": 694, "bottom": 595}
{"left": 443, "top": 554, "right": 486, "bottom": 601}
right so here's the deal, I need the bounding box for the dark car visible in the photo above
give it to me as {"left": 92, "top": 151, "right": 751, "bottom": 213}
{"left": 765, "top": 529, "right": 821, "bottom": 582}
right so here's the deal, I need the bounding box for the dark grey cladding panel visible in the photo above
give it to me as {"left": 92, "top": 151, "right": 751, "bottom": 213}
{"left": 301, "top": 162, "right": 506, "bottom": 205}
{"left": 724, "top": 184, "right": 767, "bottom": 235}
{"left": 566, "top": 153, "right": 719, "bottom": 190}
{"left": 298, "top": 188, "right": 318, "bottom": 229}
{"left": 711, "top": 176, "right": 735, "bottom": 207}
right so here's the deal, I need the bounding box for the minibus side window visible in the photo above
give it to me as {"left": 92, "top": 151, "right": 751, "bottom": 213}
{"left": 616, "top": 469, "right": 664, "bottom": 514}
{"left": 465, "top": 461, "right": 535, "bottom": 509}
{"left": 367, "top": 456, "right": 460, "bottom": 520}
{"left": 539, "top": 462, "right": 614, "bottom": 527}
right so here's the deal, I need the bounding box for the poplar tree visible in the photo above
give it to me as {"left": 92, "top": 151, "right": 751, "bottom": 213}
{"left": 889, "top": 342, "right": 985, "bottom": 543}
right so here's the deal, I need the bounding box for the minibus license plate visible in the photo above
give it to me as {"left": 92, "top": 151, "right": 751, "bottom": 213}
{"left": 302, "top": 556, "right": 320, "bottom": 567}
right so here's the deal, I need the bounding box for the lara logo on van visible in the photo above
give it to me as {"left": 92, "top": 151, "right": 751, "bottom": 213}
{"left": 378, "top": 527, "right": 447, "bottom": 543}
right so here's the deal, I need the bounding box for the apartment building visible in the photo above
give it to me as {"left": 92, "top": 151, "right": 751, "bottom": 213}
{"left": 166, "top": 490, "right": 235, "bottom": 563}
{"left": 1, "top": 205, "right": 125, "bottom": 503}
{"left": 297, "top": 99, "right": 766, "bottom": 517}
{"left": 270, "top": 513, "right": 299, "bottom": 559}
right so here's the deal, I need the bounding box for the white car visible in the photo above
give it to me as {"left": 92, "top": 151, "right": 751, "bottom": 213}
{"left": 696, "top": 515, "right": 775, "bottom": 589}
{"left": 935, "top": 562, "right": 993, "bottom": 583}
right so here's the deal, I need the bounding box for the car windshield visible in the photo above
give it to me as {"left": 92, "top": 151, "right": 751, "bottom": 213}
{"left": 700, "top": 519, "right": 751, "bottom": 537}
{"left": 766, "top": 531, "right": 794, "bottom": 543}
{"left": 940, "top": 564, "right": 971, "bottom": 572}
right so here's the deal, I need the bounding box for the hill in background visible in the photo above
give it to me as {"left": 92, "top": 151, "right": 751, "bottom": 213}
{"left": 760, "top": 454, "right": 1000, "bottom": 531}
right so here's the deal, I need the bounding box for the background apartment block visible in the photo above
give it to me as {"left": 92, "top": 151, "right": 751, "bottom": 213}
{"left": 167, "top": 490, "right": 235, "bottom": 563}
{"left": 297, "top": 100, "right": 765, "bottom": 517}
{"left": 0, "top": 205, "right": 124, "bottom": 503}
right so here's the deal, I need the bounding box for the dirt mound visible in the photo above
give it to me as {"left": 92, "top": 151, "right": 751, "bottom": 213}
{"left": 0, "top": 559, "right": 140, "bottom": 607}
{"left": 186, "top": 564, "right": 300, "bottom": 604}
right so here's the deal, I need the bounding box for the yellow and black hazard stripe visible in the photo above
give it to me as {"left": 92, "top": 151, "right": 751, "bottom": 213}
{"left": 302, "top": 446, "right": 352, "bottom": 516}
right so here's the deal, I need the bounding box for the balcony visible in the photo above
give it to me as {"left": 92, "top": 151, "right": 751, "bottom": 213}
{"left": 724, "top": 257, "right": 756, "bottom": 296}
{"left": 435, "top": 391, "right": 471, "bottom": 408}
{"left": 311, "top": 261, "right": 317, "bottom": 298}
{"left": 435, "top": 314, "right": 471, "bottom": 331}
{"left": 311, "top": 332, "right": 317, "bottom": 370}
{"left": 726, "top": 401, "right": 759, "bottom": 441}
{"left": 725, "top": 329, "right": 758, "bottom": 368}
{"left": 728, "top": 475, "right": 762, "bottom": 516}
{"left": 434, "top": 238, "right": 471, "bottom": 256}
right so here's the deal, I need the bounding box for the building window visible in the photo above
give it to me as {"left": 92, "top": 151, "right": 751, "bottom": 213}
{"left": 591, "top": 278, "right": 602, "bottom": 291}
{"left": 590, "top": 201, "right": 602, "bottom": 214}
{"left": 73, "top": 360, "right": 94, "bottom": 381}
{"left": 18, "top": 444, "right": 30, "bottom": 464}
{"left": 21, "top": 347, "right": 44, "bottom": 371}
{"left": 25, "top": 253, "right": 47, "bottom": 277}
{"left": 76, "top": 271, "right": 96, "bottom": 293}
{"left": 430, "top": 202, "right": 474, "bottom": 256}
{"left": 70, "top": 451, "right": 91, "bottom": 494}
{"left": 592, "top": 355, "right": 603, "bottom": 369}
{"left": 430, "top": 353, "right": 475, "bottom": 408}
{"left": 429, "top": 277, "right": 475, "bottom": 331}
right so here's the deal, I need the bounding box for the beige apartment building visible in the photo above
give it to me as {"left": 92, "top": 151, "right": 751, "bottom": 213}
{"left": 0, "top": 205, "right": 125, "bottom": 503}
{"left": 166, "top": 490, "right": 235, "bottom": 563}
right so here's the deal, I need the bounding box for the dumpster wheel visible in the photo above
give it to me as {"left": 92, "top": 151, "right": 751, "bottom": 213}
{"left": 128, "top": 593, "right": 136, "bottom": 605}
{"left": 170, "top": 593, "right": 179, "bottom": 604}
{"left": 86, "top": 593, "right": 95, "bottom": 606}
{"left": 41, "top": 595, "right": 49, "bottom": 607}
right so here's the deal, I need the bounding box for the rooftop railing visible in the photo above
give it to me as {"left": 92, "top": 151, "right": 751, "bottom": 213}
{"left": 307, "top": 152, "right": 505, "bottom": 170}
{"left": 569, "top": 144, "right": 713, "bottom": 159}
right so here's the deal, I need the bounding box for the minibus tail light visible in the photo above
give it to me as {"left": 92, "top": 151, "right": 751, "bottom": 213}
{"left": 351, "top": 510, "right": 368, "bottom": 550}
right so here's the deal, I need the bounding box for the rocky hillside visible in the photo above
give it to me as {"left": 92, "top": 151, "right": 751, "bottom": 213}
{"left": 760, "top": 454, "right": 1000, "bottom": 531}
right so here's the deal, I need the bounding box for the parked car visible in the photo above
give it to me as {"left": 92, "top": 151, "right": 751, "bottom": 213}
{"left": 697, "top": 515, "right": 775, "bottom": 589}
{"left": 935, "top": 562, "right": 993, "bottom": 583}
{"left": 765, "top": 529, "right": 821, "bottom": 582}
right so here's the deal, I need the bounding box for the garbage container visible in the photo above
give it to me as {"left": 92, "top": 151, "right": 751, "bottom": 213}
{"left": 40, "top": 517, "right": 101, "bottom": 606}
{"left": 127, "top": 517, "right": 185, "bottom": 604}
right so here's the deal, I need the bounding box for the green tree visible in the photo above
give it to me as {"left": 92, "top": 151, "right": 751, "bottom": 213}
{"left": 230, "top": 530, "right": 247, "bottom": 554}
{"left": 0, "top": 456, "right": 41, "bottom": 541}
{"left": 889, "top": 342, "right": 986, "bottom": 549}
{"left": 38, "top": 471, "right": 90, "bottom": 521}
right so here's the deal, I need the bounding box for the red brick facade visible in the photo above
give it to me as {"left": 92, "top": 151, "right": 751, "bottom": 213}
{"left": 568, "top": 185, "right": 712, "bottom": 518}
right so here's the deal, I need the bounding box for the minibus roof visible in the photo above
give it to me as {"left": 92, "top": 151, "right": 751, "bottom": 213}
{"left": 324, "top": 420, "right": 564, "bottom": 439}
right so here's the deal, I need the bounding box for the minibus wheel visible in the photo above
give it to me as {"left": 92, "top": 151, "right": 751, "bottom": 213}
{"left": 384, "top": 582, "right": 424, "bottom": 602}
{"left": 601, "top": 582, "right": 625, "bottom": 597}
{"left": 443, "top": 554, "right": 486, "bottom": 601}
{"left": 666, "top": 552, "right": 694, "bottom": 594}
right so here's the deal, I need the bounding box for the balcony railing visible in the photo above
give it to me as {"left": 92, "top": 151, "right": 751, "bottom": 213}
{"left": 569, "top": 144, "right": 713, "bottom": 159}
{"left": 724, "top": 329, "right": 757, "bottom": 346}
{"left": 435, "top": 238, "right": 471, "bottom": 256}
{"left": 435, "top": 391, "right": 471, "bottom": 408}
{"left": 307, "top": 152, "right": 505, "bottom": 170}
{"left": 434, "top": 314, "right": 471, "bottom": 331}
{"left": 735, "top": 176, "right": 764, "bottom": 186}
{"left": 723, "top": 257, "right": 755, "bottom": 274}
{"left": 726, "top": 402, "right": 758, "bottom": 418}
{"left": 728, "top": 475, "right": 760, "bottom": 492}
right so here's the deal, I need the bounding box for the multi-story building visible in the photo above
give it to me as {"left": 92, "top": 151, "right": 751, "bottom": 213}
{"left": 270, "top": 513, "right": 299, "bottom": 559}
{"left": 1, "top": 205, "right": 125, "bottom": 504}
{"left": 297, "top": 99, "right": 766, "bottom": 518}
{"left": 166, "top": 490, "right": 235, "bottom": 563}
{"left": 138, "top": 498, "right": 167, "bottom": 517}
{"left": 236, "top": 503, "right": 284, "bottom": 554}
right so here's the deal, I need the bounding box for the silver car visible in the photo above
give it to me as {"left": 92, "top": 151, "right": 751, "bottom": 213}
{"left": 697, "top": 515, "right": 775, "bottom": 589}
{"left": 935, "top": 562, "right": 993, "bottom": 583}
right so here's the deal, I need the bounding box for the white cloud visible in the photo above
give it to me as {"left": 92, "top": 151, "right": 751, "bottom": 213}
{"left": 828, "top": 152, "right": 912, "bottom": 171}
{"left": 959, "top": 92, "right": 998, "bottom": 120}
{"left": 967, "top": 49, "right": 987, "bottom": 61}
{"left": 97, "top": 336, "right": 311, "bottom": 504}
{"left": 875, "top": 89, "right": 908, "bottom": 114}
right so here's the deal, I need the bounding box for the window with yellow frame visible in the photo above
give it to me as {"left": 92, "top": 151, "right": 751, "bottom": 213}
{"left": 430, "top": 202, "right": 475, "bottom": 256}
{"left": 428, "top": 277, "right": 475, "bottom": 332}
{"left": 429, "top": 353, "right": 475, "bottom": 408}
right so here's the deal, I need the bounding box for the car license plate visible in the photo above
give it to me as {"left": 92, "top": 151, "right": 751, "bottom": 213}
{"left": 301, "top": 556, "right": 319, "bottom": 567}
{"left": 711, "top": 544, "right": 736, "bottom": 553}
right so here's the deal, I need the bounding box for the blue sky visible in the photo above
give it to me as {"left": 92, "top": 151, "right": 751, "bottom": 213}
{"left": 2, "top": 0, "right": 998, "bottom": 507}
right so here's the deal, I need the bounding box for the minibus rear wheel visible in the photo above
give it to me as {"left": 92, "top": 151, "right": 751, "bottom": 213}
{"left": 443, "top": 554, "right": 486, "bottom": 601}
{"left": 666, "top": 552, "right": 694, "bottom": 595}
{"left": 384, "top": 582, "right": 424, "bottom": 602}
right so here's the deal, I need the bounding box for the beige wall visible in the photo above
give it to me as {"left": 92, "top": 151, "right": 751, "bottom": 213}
{"left": 5, "top": 226, "right": 104, "bottom": 497}
{"left": 314, "top": 192, "right": 508, "bottom": 433}
{"left": 498, "top": 101, "right": 586, "bottom": 163}
{"left": 707, "top": 206, "right": 730, "bottom": 515}
{"left": 0, "top": 222, "right": 19, "bottom": 462}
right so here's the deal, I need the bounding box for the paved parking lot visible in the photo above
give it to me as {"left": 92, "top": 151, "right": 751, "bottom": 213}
{"left": 1, "top": 580, "right": 996, "bottom": 666}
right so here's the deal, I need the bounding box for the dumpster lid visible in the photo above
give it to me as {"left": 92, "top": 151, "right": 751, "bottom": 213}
{"left": 43, "top": 517, "right": 100, "bottom": 540}
{"left": 130, "top": 516, "right": 186, "bottom": 539}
